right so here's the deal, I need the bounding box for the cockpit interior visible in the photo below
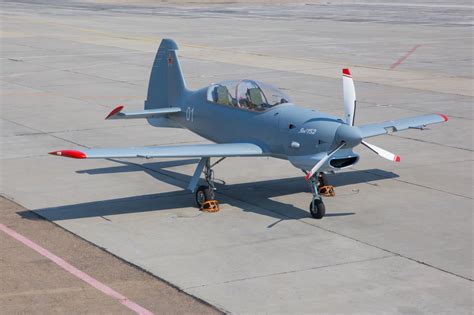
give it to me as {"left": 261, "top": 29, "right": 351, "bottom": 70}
{"left": 207, "top": 80, "right": 290, "bottom": 112}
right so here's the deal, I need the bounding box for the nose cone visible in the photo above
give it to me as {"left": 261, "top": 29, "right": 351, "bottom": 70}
{"left": 335, "top": 124, "right": 362, "bottom": 147}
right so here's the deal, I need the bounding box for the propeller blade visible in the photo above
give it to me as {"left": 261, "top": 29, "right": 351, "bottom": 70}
{"left": 305, "top": 143, "right": 345, "bottom": 181}
{"left": 361, "top": 141, "right": 400, "bottom": 162}
{"left": 343, "top": 68, "right": 356, "bottom": 126}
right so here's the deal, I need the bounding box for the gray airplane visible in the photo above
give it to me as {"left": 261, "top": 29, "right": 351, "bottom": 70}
{"left": 50, "top": 39, "right": 448, "bottom": 219}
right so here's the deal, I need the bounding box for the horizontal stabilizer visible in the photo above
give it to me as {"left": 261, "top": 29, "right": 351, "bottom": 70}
{"left": 105, "top": 105, "right": 181, "bottom": 120}
{"left": 49, "top": 143, "right": 264, "bottom": 159}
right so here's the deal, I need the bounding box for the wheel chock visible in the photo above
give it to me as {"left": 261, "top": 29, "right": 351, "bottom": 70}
{"left": 200, "top": 200, "right": 220, "bottom": 212}
{"left": 319, "top": 185, "right": 335, "bottom": 197}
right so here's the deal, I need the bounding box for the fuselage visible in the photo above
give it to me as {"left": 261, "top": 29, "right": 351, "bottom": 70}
{"left": 151, "top": 87, "right": 360, "bottom": 171}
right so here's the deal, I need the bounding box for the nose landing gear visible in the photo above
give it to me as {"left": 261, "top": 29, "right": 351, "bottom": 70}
{"left": 308, "top": 172, "right": 333, "bottom": 219}
{"left": 308, "top": 174, "right": 325, "bottom": 219}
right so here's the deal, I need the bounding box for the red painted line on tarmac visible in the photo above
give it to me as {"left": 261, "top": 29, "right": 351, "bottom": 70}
{"left": 0, "top": 223, "right": 154, "bottom": 315}
{"left": 390, "top": 44, "right": 421, "bottom": 70}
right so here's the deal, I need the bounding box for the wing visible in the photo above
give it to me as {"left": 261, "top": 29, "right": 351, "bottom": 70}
{"left": 359, "top": 114, "right": 448, "bottom": 139}
{"left": 49, "top": 143, "right": 264, "bottom": 159}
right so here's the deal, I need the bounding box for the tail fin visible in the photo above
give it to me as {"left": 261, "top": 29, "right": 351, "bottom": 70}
{"left": 145, "top": 39, "right": 186, "bottom": 110}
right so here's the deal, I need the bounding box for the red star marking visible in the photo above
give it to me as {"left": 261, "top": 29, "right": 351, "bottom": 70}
{"left": 167, "top": 54, "right": 173, "bottom": 65}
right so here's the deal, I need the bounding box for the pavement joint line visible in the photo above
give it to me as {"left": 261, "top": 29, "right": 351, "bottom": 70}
{"left": 388, "top": 133, "right": 473, "bottom": 152}
{"left": 142, "top": 231, "right": 332, "bottom": 261}
{"left": 0, "top": 50, "right": 151, "bottom": 61}
{"left": 2, "top": 76, "right": 144, "bottom": 112}
{"left": 100, "top": 215, "right": 112, "bottom": 222}
{"left": 104, "top": 158, "right": 473, "bottom": 282}
{"left": 12, "top": 76, "right": 141, "bottom": 88}
{"left": 4, "top": 123, "right": 145, "bottom": 136}
{"left": 381, "top": 158, "right": 474, "bottom": 171}
{"left": 0, "top": 78, "right": 114, "bottom": 109}
{"left": 0, "top": 286, "right": 86, "bottom": 298}
{"left": 356, "top": 167, "right": 473, "bottom": 200}
{"left": 63, "top": 68, "right": 142, "bottom": 87}
{"left": 0, "top": 117, "right": 90, "bottom": 149}
{"left": 1, "top": 59, "right": 145, "bottom": 80}
{"left": 1, "top": 155, "right": 51, "bottom": 161}
{"left": 224, "top": 190, "right": 474, "bottom": 283}
{"left": 184, "top": 254, "right": 396, "bottom": 290}
{"left": 0, "top": 222, "right": 155, "bottom": 315}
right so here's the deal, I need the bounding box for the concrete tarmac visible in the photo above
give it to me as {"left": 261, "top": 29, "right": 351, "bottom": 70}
{"left": 1, "top": 0, "right": 472, "bottom": 313}
{"left": 0, "top": 197, "right": 221, "bottom": 314}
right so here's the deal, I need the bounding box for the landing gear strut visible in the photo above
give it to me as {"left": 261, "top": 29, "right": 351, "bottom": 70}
{"left": 194, "top": 158, "right": 224, "bottom": 212}
{"left": 195, "top": 158, "right": 216, "bottom": 207}
{"left": 308, "top": 173, "right": 326, "bottom": 219}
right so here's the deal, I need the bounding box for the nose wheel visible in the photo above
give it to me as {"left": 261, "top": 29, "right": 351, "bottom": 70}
{"left": 309, "top": 198, "right": 325, "bottom": 219}
{"left": 307, "top": 172, "right": 327, "bottom": 219}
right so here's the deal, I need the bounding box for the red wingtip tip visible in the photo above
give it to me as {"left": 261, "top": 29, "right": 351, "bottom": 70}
{"left": 105, "top": 105, "right": 124, "bottom": 119}
{"left": 304, "top": 173, "right": 311, "bottom": 181}
{"left": 49, "top": 150, "right": 86, "bottom": 159}
{"left": 342, "top": 68, "right": 351, "bottom": 77}
{"left": 394, "top": 155, "right": 401, "bottom": 162}
{"left": 438, "top": 114, "right": 448, "bottom": 122}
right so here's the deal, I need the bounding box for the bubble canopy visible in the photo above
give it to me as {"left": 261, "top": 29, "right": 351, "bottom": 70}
{"left": 206, "top": 80, "right": 290, "bottom": 112}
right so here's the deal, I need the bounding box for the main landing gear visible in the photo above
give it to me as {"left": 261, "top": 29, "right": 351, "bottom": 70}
{"left": 194, "top": 158, "right": 222, "bottom": 212}
{"left": 307, "top": 172, "right": 334, "bottom": 219}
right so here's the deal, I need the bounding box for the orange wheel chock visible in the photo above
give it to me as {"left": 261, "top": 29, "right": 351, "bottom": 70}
{"left": 319, "top": 185, "right": 335, "bottom": 197}
{"left": 200, "top": 200, "right": 220, "bottom": 213}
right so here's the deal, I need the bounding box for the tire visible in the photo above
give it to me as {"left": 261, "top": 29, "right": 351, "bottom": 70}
{"left": 309, "top": 198, "right": 325, "bottom": 219}
{"left": 195, "top": 186, "right": 215, "bottom": 207}
{"left": 195, "top": 186, "right": 207, "bottom": 207}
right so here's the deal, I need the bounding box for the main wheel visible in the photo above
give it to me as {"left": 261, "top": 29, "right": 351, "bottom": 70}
{"left": 309, "top": 198, "right": 325, "bottom": 219}
{"left": 195, "top": 185, "right": 215, "bottom": 207}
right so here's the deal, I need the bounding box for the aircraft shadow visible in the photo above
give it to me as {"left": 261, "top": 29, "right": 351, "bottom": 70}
{"left": 22, "top": 159, "right": 398, "bottom": 223}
